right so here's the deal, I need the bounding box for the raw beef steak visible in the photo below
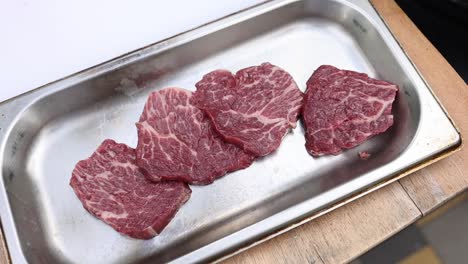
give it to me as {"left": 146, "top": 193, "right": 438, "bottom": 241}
{"left": 303, "top": 65, "right": 398, "bottom": 156}
{"left": 192, "top": 63, "right": 303, "bottom": 156}
{"left": 136, "top": 87, "right": 255, "bottom": 185}
{"left": 70, "top": 139, "right": 191, "bottom": 239}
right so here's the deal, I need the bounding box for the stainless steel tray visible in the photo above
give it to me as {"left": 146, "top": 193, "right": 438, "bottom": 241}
{"left": 0, "top": 0, "right": 461, "bottom": 263}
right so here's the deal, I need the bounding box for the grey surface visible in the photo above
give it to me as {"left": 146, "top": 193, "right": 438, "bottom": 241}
{"left": 422, "top": 199, "right": 468, "bottom": 264}
{"left": 356, "top": 225, "right": 428, "bottom": 264}
{"left": 354, "top": 195, "right": 468, "bottom": 264}
{"left": 0, "top": 0, "right": 461, "bottom": 263}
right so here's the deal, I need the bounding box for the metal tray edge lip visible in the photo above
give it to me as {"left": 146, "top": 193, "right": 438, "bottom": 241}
{"left": 365, "top": 0, "right": 463, "bottom": 147}
{"left": 0, "top": 100, "right": 33, "bottom": 264}
{"left": 0, "top": 0, "right": 290, "bottom": 110}
{"left": 358, "top": 0, "right": 462, "bottom": 155}
{"left": 0, "top": 0, "right": 295, "bottom": 164}
{"left": 0, "top": 162, "right": 25, "bottom": 263}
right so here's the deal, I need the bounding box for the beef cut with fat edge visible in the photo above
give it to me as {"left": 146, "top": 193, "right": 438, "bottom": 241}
{"left": 192, "top": 63, "right": 303, "bottom": 157}
{"left": 136, "top": 87, "right": 255, "bottom": 185}
{"left": 70, "top": 139, "right": 191, "bottom": 239}
{"left": 303, "top": 65, "right": 398, "bottom": 156}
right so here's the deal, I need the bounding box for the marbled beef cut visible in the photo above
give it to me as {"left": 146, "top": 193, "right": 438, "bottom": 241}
{"left": 135, "top": 87, "right": 255, "bottom": 185}
{"left": 303, "top": 65, "right": 398, "bottom": 156}
{"left": 192, "top": 63, "right": 303, "bottom": 156}
{"left": 70, "top": 139, "right": 191, "bottom": 239}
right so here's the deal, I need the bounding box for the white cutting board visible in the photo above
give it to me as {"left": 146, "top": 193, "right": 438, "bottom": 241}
{"left": 0, "top": 0, "right": 265, "bottom": 103}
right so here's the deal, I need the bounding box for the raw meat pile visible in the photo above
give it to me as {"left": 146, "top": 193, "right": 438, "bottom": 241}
{"left": 70, "top": 63, "right": 398, "bottom": 239}
{"left": 302, "top": 65, "right": 398, "bottom": 156}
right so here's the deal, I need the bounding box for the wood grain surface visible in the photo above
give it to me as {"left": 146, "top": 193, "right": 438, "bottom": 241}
{"left": 0, "top": 224, "right": 9, "bottom": 263}
{"left": 226, "top": 182, "right": 420, "bottom": 264}
{"left": 0, "top": 0, "right": 466, "bottom": 263}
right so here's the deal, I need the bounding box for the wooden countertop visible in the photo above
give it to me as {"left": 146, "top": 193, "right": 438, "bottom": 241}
{"left": 0, "top": 0, "right": 466, "bottom": 263}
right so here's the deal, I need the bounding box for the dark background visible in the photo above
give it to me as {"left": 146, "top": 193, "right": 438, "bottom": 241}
{"left": 396, "top": 0, "right": 468, "bottom": 82}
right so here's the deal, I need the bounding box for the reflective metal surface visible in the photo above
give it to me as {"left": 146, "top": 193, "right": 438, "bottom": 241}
{"left": 0, "top": 0, "right": 460, "bottom": 263}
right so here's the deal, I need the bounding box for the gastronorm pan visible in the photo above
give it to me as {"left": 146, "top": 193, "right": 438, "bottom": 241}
{"left": 0, "top": 0, "right": 461, "bottom": 263}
